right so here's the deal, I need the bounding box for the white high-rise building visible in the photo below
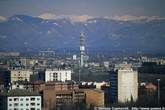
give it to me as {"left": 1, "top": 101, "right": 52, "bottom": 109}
{"left": 117, "top": 64, "right": 138, "bottom": 103}
{"left": 45, "top": 69, "right": 71, "bottom": 82}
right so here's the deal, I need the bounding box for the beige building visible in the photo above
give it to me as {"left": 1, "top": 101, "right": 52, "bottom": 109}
{"left": 10, "top": 70, "right": 33, "bottom": 83}
{"left": 85, "top": 89, "right": 104, "bottom": 108}
{"left": 117, "top": 64, "right": 138, "bottom": 103}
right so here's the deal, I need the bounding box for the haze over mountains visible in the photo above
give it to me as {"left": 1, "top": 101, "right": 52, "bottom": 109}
{"left": 0, "top": 15, "right": 165, "bottom": 55}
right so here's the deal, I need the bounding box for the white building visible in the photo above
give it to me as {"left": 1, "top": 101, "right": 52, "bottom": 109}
{"left": 10, "top": 70, "right": 33, "bottom": 83}
{"left": 45, "top": 69, "right": 72, "bottom": 82}
{"left": 117, "top": 64, "right": 138, "bottom": 103}
{"left": 10, "top": 81, "right": 30, "bottom": 90}
{"left": 73, "top": 54, "right": 77, "bottom": 60}
{"left": 103, "top": 61, "right": 109, "bottom": 68}
{"left": 94, "top": 81, "right": 109, "bottom": 89}
{"left": 0, "top": 89, "right": 42, "bottom": 110}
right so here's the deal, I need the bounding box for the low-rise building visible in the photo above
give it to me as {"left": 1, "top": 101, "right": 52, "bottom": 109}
{"left": 140, "top": 83, "right": 157, "bottom": 96}
{"left": 10, "top": 80, "right": 32, "bottom": 90}
{"left": 85, "top": 89, "right": 104, "bottom": 108}
{"left": 0, "top": 89, "right": 42, "bottom": 110}
{"left": 94, "top": 81, "right": 109, "bottom": 89}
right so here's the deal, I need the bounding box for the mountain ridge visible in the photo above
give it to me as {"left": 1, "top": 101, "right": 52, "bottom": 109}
{"left": 0, "top": 15, "right": 165, "bottom": 55}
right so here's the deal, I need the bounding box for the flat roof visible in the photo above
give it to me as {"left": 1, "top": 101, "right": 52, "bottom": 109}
{"left": 0, "top": 89, "right": 40, "bottom": 97}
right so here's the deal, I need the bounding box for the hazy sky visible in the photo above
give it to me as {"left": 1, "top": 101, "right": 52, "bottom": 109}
{"left": 0, "top": 0, "right": 165, "bottom": 17}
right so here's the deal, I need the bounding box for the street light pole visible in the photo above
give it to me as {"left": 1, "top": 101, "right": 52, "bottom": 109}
{"left": 157, "top": 79, "right": 160, "bottom": 106}
{"left": 79, "top": 67, "right": 81, "bottom": 82}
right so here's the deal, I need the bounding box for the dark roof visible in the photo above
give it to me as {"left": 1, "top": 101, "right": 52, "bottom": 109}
{"left": 0, "top": 89, "right": 40, "bottom": 96}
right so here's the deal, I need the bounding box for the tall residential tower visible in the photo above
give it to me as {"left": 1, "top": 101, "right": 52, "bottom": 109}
{"left": 109, "top": 64, "right": 138, "bottom": 103}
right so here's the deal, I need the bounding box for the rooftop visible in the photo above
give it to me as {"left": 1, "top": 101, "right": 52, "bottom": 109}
{"left": 84, "top": 89, "right": 104, "bottom": 93}
{"left": 0, "top": 89, "right": 40, "bottom": 96}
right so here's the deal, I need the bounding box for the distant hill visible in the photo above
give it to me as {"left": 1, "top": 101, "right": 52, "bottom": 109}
{"left": 0, "top": 15, "right": 165, "bottom": 55}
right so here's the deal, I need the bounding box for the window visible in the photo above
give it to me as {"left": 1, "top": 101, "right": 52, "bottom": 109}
{"left": 14, "top": 103, "right": 19, "bottom": 106}
{"left": 20, "top": 98, "right": 23, "bottom": 101}
{"left": 31, "top": 98, "right": 35, "bottom": 101}
{"left": 9, "top": 104, "right": 12, "bottom": 106}
{"left": 20, "top": 103, "right": 23, "bottom": 106}
{"left": 37, "top": 98, "right": 40, "bottom": 100}
{"left": 14, "top": 98, "right": 19, "bottom": 101}
{"left": 26, "top": 103, "right": 29, "bottom": 106}
{"left": 9, "top": 98, "right": 12, "bottom": 101}
{"left": 31, "top": 103, "right": 35, "bottom": 106}
{"left": 26, "top": 98, "right": 29, "bottom": 101}
{"left": 37, "top": 103, "right": 40, "bottom": 106}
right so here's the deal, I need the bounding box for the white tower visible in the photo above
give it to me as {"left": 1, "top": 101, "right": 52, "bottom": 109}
{"left": 80, "top": 32, "right": 85, "bottom": 67}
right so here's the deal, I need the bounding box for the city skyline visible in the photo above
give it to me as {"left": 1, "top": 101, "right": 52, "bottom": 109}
{"left": 0, "top": 0, "right": 165, "bottom": 109}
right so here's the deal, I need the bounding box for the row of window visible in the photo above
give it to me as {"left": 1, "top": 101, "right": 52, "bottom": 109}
{"left": 49, "top": 72, "right": 69, "bottom": 77}
{"left": 8, "top": 108, "right": 40, "bottom": 110}
{"left": 9, "top": 103, "right": 40, "bottom": 106}
{"left": 13, "top": 73, "right": 28, "bottom": 76}
{"left": 9, "top": 98, "right": 40, "bottom": 101}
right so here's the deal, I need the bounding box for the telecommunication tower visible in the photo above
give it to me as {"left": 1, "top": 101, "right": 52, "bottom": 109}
{"left": 80, "top": 32, "right": 85, "bottom": 67}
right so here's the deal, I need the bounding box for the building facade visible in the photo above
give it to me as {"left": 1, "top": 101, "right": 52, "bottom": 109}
{"left": 45, "top": 69, "right": 71, "bottom": 82}
{"left": 10, "top": 70, "right": 33, "bottom": 83}
{"left": 110, "top": 64, "right": 138, "bottom": 103}
{"left": 0, "top": 89, "right": 41, "bottom": 110}
{"left": 85, "top": 89, "right": 104, "bottom": 108}
{"left": 42, "top": 81, "right": 85, "bottom": 110}
{"left": 118, "top": 67, "right": 138, "bottom": 102}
